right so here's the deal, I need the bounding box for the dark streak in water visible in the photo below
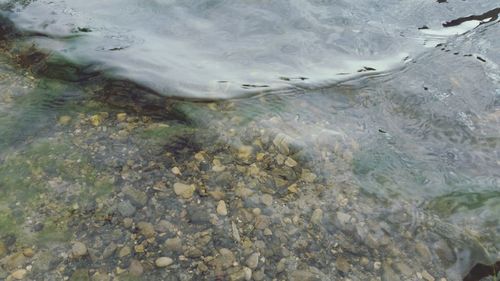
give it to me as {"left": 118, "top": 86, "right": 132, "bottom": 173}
{"left": 443, "top": 7, "right": 500, "bottom": 27}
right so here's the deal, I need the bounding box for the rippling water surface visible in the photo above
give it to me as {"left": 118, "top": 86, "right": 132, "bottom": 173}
{"left": 0, "top": 1, "right": 499, "bottom": 280}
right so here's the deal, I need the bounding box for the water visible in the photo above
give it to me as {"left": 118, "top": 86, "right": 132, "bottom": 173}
{"left": 0, "top": 1, "right": 499, "bottom": 280}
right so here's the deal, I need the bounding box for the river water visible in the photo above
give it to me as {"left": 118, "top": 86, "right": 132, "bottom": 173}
{"left": 0, "top": 1, "right": 499, "bottom": 280}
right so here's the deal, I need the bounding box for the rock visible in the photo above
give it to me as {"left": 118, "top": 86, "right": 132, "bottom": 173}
{"left": 174, "top": 182, "right": 195, "bottom": 199}
{"left": 123, "top": 186, "right": 148, "bottom": 207}
{"left": 90, "top": 114, "right": 103, "bottom": 127}
{"left": 421, "top": 270, "right": 435, "bottom": 281}
{"left": 382, "top": 263, "right": 398, "bottom": 281}
{"left": 216, "top": 200, "right": 228, "bottom": 216}
{"left": 301, "top": 170, "right": 317, "bottom": 183}
{"left": 123, "top": 218, "right": 133, "bottom": 228}
{"left": 155, "top": 257, "right": 173, "bottom": 268}
{"left": 118, "top": 247, "right": 131, "bottom": 258}
{"left": 231, "top": 221, "right": 241, "bottom": 242}
{"left": 289, "top": 270, "right": 319, "bottom": 281}
{"left": 129, "top": 259, "right": 143, "bottom": 276}
{"left": 171, "top": 166, "right": 181, "bottom": 175}
{"left": 253, "top": 270, "right": 265, "bottom": 281}
{"left": 72, "top": 242, "right": 88, "bottom": 258}
{"left": 229, "top": 268, "right": 247, "bottom": 281}
{"left": 260, "top": 194, "right": 273, "bottom": 206}
{"left": 415, "top": 242, "right": 432, "bottom": 261}
{"left": 0, "top": 242, "right": 6, "bottom": 257}
{"left": 394, "top": 262, "right": 412, "bottom": 276}
{"left": 117, "top": 200, "right": 136, "bottom": 217}
{"left": 310, "top": 209, "right": 323, "bottom": 225}
{"left": 284, "top": 157, "right": 298, "bottom": 167}
{"left": 116, "top": 113, "right": 127, "bottom": 122}
{"left": 11, "top": 269, "right": 27, "bottom": 280}
{"left": 335, "top": 256, "right": 350, "bottom": 273}
{"left": 164, "top": 237, "right": 182, "bottom": 253}
{"left": 273, "top": 133, "right": 292, "bottom": 155}
{"left": 336, "top": 211, "right": 352, "bottom": 226}
{"left": 243, "top": 267, "right": 252, "bottom": 281}
{"left": 237, "top": 145, "right": 253, "bottom": 160}
{"left": 4, "top": 253, "right": 27, "bottom": 270}
{"left": 70, "top": 269, "right": 89, "bottom": 281}
{"left": 137, "top": 221, "right": 156, "bottom": 238}
{"left": 219, "top": 248, "right": 235, "bottom": 269}
{"left": 102, "top": 243, "right": 117, "bottom": 259}
{"left": 22, "top": 248, "right": 34, "bottom": 258}
{"left": 245, "top": 252, "right": 259, "bottom": 269}
{"left": 58, "top": 115, "right": 72, "bottom": 125}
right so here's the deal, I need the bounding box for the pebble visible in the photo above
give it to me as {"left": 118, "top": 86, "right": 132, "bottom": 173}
{"left": 310, "top": 208, "right": 323, "bottom": 225}
{"left": 129, "top": 259, "right": 143, "bottom": 276}
{"left": 137, "top": 221, "right": 156, "bottom": 238}
{"left": 90, "top": 114, "right": 102, "bottom": 127}
{"left": 171, "top": 166, "right": 181, "bottom": 175}
{"left": 246, "top": 252, "right": 259, "bottom": 269}
{"left": 11, "top": 269, "right": 27, "bottom": 280}
{"left": 421, "top": 270, "right": 435, "bottom": 281}
{"left": 72, "top": 242, "right": 88, "bottom": 258}
{"left": 415, "top": 242, "right": 432, "bottom": 261}
{"left": 164, "top": 238, "right": 183, "bottom": 253}
{"left": 336, "top": 256, "right": 350, "bottom": 273}
{"left": 22, "top": 248, "right": 34, "bottom": 258}
{"left": 237, "top": 145, "right": 253, "bottom": 159}
{"left": 116, "top": 113, "right": 127, "bottom": 122}
{"left": 155, "top": 257, "right": 174, "bottom": 268}
{"left": 117, "top": 200, "right": 136, "bottom": 217}
{"left": 216, "top": 200, "right": 228, "bottom": 216}
{"left": 174, "top": 182, "right": 196, "bottom": 199}
{"left": 260, "top": 194, "right": 273, "bottom": 206}
{"left": 58, "top": 115, "right": 72, "bottom": 125}
{"left": 284, "top": 157, "right": 297, "bottom": 167}
{"left": 118, "top": 247, "right": 131, "bottom": 258}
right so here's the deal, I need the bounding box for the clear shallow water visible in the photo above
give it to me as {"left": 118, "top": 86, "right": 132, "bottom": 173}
{"left": 0, "top": 1, "right": 499, "bottom": 281}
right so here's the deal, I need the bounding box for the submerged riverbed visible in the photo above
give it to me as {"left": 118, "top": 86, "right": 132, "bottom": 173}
{"left": 0, "top": 0, "right": 499, "bottom": 281}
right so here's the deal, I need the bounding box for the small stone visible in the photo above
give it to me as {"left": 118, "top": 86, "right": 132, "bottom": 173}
{"left": 216, "top": 200, "right": 228, "bottom": 216}
{"left": 373, "top": 261, "right": 382, "bottom": 270}
{"left": 229, "top": 268, "right": 247, "bottom": 281}
{"left": 243, "top": 267, "right": 252, "bottom": 281}
{"left": 421, "top": 270, "right": 435, "bottom": 281}
{"left": 246, "top": 252, "right": 260, "bottom": 269}
{"left": 102, "top": 243, "right": 117, "bottom": 259}
{"left": 219, "top": 248, "right": 235, "bottom": 269}
{"left": 129, "top": 259, "right": 143, "bottom": 276}
{"left": 174, "top": 182, "right": 195, "bottom": 199}
{"left": 395, "top": 262, "right": 413, "bottom": 276}
{"left": 415, "top": 242, "right": 432, "bottom": 261}
{"left": 137, "top": 222, "right": 156, "bottom": 238}
{"left": 22, "top": 248, "right": 34, "bottom": 258}
{"left": 117, "top": 201, "right": 136, "bottom": 217}
{"left": 171, "top": 167, "right": 181, "bottom": 175}
{"left": 58, "top": 115, "right": 72, "bottom": 125}
{"left": 231, "top": 221, "right": 241, "bottom": 242}
{"left": 360, "top": 257, "right": 370, "bottom": 266}
{"left": 260, "top": 194, "right": 273, "bottom": 206}
{"left": 301, "top": 170, "right": 317, "bottom": 183}
{"left": 336, "top": 256, "right": 350, "bottom": 273}
{"left": 72, "top": 242, "right": 88, "bottom": 258}
{"left": 90, "top": 114, "right": 103, "bottom": 127}
{"left": 263, "top": 228, "right": 273, "bottom": 236}
{"left": 123, "top": 186, "right": 148, "bottom": 207}
{"left": 209, "top": 191, "right": 225, "bottom": 200}
{"left": 310, "top": 208, "right": 323, "bottom": 225}
{"left": 11, "top": 269, "right": 27, "bottom": 280}
{"left": 336, "top": 211, "right": 352, "bottom": 225}
{"left": 123, "top": 218, "right": 133, "bottom": 228}
{"left": 155, "top": 257, "right": 173, "bottom": 268}
{"left": 237, "top": 145, "right": 253, "bottom": 159}
{"left": 118, "top": 247, "right": 131, "bottom": 258}
{"left": 164, "top": 238, "right": 182, "bottom": 253}
{"left": 284, "top": 157, "right": 297, "bottom": 167}
{"left": 116, "top": 113, "right": 127, "bottom": 122}
{"left": 134, "top": 244, "right": 145, "bottom": 253}
{"left": 288, "top": 184, "right": 298, "bottom": 193}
